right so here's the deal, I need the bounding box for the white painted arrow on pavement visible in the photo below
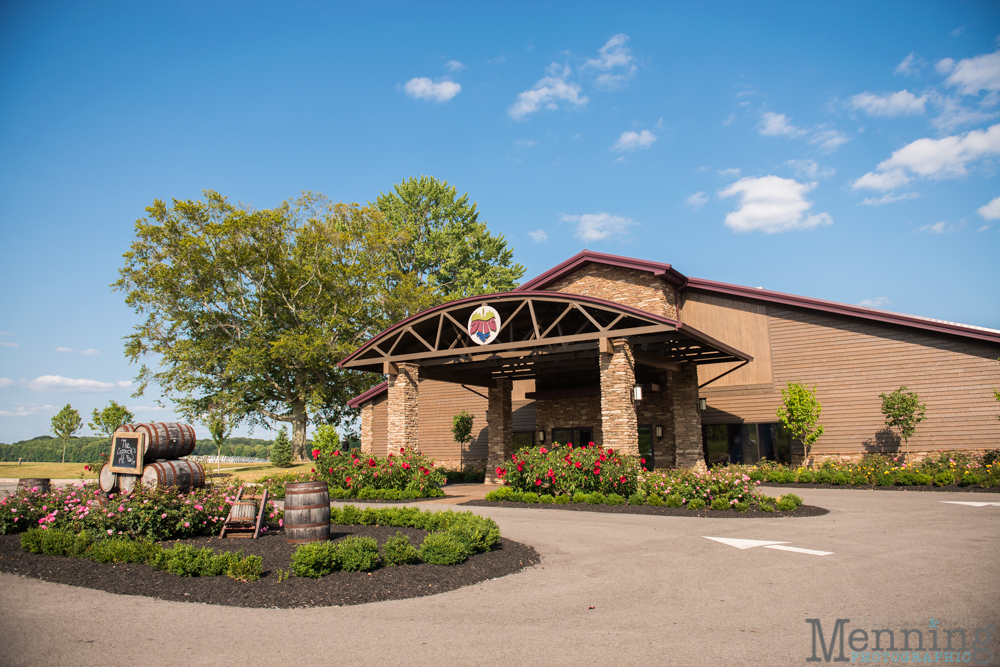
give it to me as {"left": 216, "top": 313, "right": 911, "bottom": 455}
{"left": 704, "top": 536, "right": 833, "bottom": 556}
{"left": 940, "top": 501, "right": 1000, "bottom": 507}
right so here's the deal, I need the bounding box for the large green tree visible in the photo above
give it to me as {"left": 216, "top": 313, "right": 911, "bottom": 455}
{"left": 51, "top": 404, "right": 83, "bottom": 464}
{"left": 115, "top": 190, "right": 424, "bottom": 459}
{"left": 89, "top": 400, "right": 135, "bottom": 438}
{"left": 880, "top": 386, "right": 927, "bottom": 462}
{"left": 375, "top": 176, "right": 525, "bottom": 306}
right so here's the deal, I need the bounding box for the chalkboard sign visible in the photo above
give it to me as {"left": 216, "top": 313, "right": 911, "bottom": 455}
{"left": 109, "top": 430, "right": 145, "bottom": 474}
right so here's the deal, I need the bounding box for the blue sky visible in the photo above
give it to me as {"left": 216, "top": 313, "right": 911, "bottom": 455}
{"left": 2, "top": 1, "right": 998, "bottom": 442}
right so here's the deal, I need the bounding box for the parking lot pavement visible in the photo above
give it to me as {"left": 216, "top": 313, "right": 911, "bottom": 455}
{"left": 2, "top": 487, "right": 998, "bottom": 667}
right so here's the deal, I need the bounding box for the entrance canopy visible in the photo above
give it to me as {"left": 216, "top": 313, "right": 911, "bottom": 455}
{"left": 339, "top": 292, "right": 751, "bottom": 389}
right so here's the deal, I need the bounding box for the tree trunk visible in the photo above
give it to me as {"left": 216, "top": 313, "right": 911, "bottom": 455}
{"left": 291, "top": 401, "right": 308, "bottom": 460}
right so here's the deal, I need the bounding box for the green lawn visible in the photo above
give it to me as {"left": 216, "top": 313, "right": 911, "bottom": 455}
{"left": 0, "top": 462, "right": 97, "bottom": 480}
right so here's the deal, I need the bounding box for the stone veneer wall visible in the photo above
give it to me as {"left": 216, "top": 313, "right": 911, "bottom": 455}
{"left": 360, "top": 403, "right": 374, "bottom": 455}
{"left": 635, "top": 370, "right": 675, "bottom": 467}
{"left": 387, "top": 362, "right": 419, "bottom": 453}
{"left": 535, "top": 396, "right": 603, "bottom": 447}
{"left": 547, "top": 264, "right": 678, "bottom": 319}
{"left": 600, "top": 338, "right": 639, "bottom": 455}
{"left": 485, "top": 378, "right": 513, "bottom": 483}
{"left": 671, "top": 364, "right": 706, "bottom": 471}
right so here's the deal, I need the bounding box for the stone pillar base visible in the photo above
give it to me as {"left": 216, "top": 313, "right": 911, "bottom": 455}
{"left": 485, "top": 377, "right": 513, "bottom": 483}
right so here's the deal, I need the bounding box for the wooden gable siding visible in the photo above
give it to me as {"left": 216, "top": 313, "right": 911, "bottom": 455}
{"left": 367, "top": 378, "right": 537, "bottom": 464}
{"left": 680, "top": 292, "right": 774, "bottom": 387}
{"left": 696, "top": 298, "right": 1000, "bottom": 454}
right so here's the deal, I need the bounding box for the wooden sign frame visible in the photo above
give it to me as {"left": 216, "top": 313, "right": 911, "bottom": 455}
{"left": 109, "top": 430, "right": 145, "bottom": 475}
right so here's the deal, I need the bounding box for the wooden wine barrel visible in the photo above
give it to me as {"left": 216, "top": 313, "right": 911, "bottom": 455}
{"left": 118, "top": 473, "right": 140, "bottom": 495}
{"left": 17, "top": 478, "right": 50, "bottom": 494}
{"left": 99, "top": 464, "right": 118, "bottom": 493}
{"left": 228, "top": 501, "right": 258, "bottom": 525}
{"left": 140, "top": 459, "right": 206, "bottom": 492}
{"left": 284, "top": 481, "right": 330, "bottom": 544}
{"left": 132, "top": 422, "right": 197, "bottom": 462}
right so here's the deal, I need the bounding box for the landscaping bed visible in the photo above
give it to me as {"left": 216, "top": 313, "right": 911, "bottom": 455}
{"left": 758, "top": 482, "right": 1000, "bottom": 493}
{"left": 462, "top": 499, "right": 828, "bottom": 518}
{"left": 0, "top": 526, "right": 539, "bottom": 608}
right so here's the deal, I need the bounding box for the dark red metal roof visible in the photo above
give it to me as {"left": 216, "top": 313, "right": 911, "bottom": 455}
{"left": 347, "top": 381, "right": 388, "bottom": 409}
{"left": 515, "top": 249, "right": 687, "bottom": 291}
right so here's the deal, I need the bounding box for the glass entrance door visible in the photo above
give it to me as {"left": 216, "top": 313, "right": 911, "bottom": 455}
{"left": 638, "top": 424, "right": 653, "bottom": 469}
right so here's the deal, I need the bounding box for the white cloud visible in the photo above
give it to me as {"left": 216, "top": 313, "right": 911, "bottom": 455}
{"left": 717, "top": 167, "right": 741, "bottom": 178}
{"left": 937, "top": 51, "right": 1000, "bottom": 95}
{"left": 0, "top": 341, "right": 17, "bottom": 347}
{"left": 0, "top": 331, "right": 11, "bottom": 336}
{"left": 55, "top": 347, "right": 74, "bottom": 353}
{"left": 612, "top": 130, "right": 656, "bottom": 151}
{"left": 895, "top": 52, "right": 924, "bottom": 76}
{"left": 978, "top": 225, "right": 991, "bottom": 232}
{"left": 787, "top": 159, "right": 835, "bottom": 179}
{"left": 808, "top": 127, "right": 851, "bottom": 152}
{"left": 581, "top": 34, "right": 637, "bottom": 90}
{"left": 686, "top": 192, "right": 709, "bottom": 208}
{"left": 129, "top": 405, "right": 168, "bottom": 412}
{"left": 722, "top": 113, "right": 735, "bottom": 126}
{"left": 527, "top": 229, "right": 548, "bottom": 242}
{"left": 514, "top": 139, "right": 538, "bottom": 147}
{"left": 79, "top": 348, "right": 100, "bottom": 356}
{"left": 0, "top": 403, "right": 55, "bottom": 417}
{"left": 508, "top": 64, "right": 587, "bottom": 120}
{"left": 719, "top": 176, "right": 833, "bottom": 234}
{"left": 562, "top": 212, "right": 636, "bottom": 242}
{"left": 915, "top": 221, "right": 962, "bottom": 234}
{"left": 758, "top": 112, "right": 807, "bottom": 137}
{"left": 930, "top": 95, "right": 1000, "bottom": 132}
{"left": 853, "top": 124, "right": 1000, "bottom": 190}
{"left": 27, "top": 375, "right": 133, "bottom": 393}
{"left": 445, "top": 60, "right": 466, "bottom": 72}
{"left": 860, "top": 192, "right": 921, "bottom": 206}
{"left": 858, "top": 297, "right": 890, "bottom": 308}
{"left": 978, "top": 195, "right": 1000, "bottom": 220}
{"left": 850, "top": 90, "right": 928, "bottom": 116}
{"left": 0, "top": 378, "right": 16, "bottom": 388}
{"left": 403, "top": 77, "right": 461, "bottom": 103}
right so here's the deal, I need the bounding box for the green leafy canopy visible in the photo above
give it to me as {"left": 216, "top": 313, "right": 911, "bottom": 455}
{"left": 776, "top": 381, "right": 824, "bottom": 464}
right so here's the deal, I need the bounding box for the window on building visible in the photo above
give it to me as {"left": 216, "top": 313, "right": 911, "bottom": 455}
{"left": 702, "top": 423, "right": 792, "bottom": 467}
{"left": 638, "top": 424, "right": 653, "bottom": 468}
{"left": 551, "top": 428, "right": 593, "bottom": 448}
{"left": 513, "top": 431, "right": 535, "bottom": 450}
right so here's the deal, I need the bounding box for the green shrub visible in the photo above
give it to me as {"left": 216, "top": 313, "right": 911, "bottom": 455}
{"left": 766, "top": 470, "right": 784, "bottom": 483}
{"left": 915, "top": 473, "right": 933, "bottom": 485}
{"left": 735, "top": 502, "right": 749, "bottom": 513}
{"left": 586, "top": 492, "right": 606, "bottom": 505}
{"left": 443, "top": 516, "right": 500, "bottom": 553}
{"left": 572, "top": 492, "right": 587, "bottom": 504}
{"left": 647, "top": 494, "right": 664, "bottom": 507}
{"left": 555, "top": 494, "right": 572, "bottom": 504}
{"left": 539, "top": 494, "right": 555, "bottom": 504}
{"left": 40, "top": 528, "right": 76, "bottom": 556}
{"left": 814, "top": 469, "right": 832, "bottom": 484}
{"left": 710, "top": 498, "right": 729, "bottom": 511}
{"left": 627, "top": 493, "right": 645, "bottom": 506}
{"left": 959, "top": 472, "right": 982, "bottom": 487}
{"left": 89, "top": 537, "right": 161, "bottom": 565}
{"left": 875, "top": 471, "right": 894, "bottom": 487}
{"left": 336, "top": 536, "right": 380, "bottom": 572}
{"left": 520, "top": 492, "right": 539, "bottom": 504}
{"left": 849, "top": 472, "right": 868, "bottom": 486}
{"left": 934, "top": 471, "right": 955, "bottom": 487}
{"left": 290, "top": 541, "right": 339, "bottom": 578}
{"left": 419, "top": 532, "right": 472, "bottom": 565}
{"left": 688, "top": 498, "right": 706, "bottom": 510}
{"left": 336, "top": 505, "right": 363, "bottom": 525}
{"left": 20, "top": 529, "right": 44, "bottom": 554}
{"left": 748, "top": 469, "right": 766, "bottom": 482}
{"left": 776, "top": 497, "right": 797, "bottom": 511}
{"left": 382, "top": 532, "right": 419, "bottom": 566}
{"left": 781, "top": 470, "right": 798, "bottom": 484}
{"left": 160, "top": 544, "right": 222, "bottom": 577}
{"left": 796, "top": 470, "right": 814, "bottom": 484}
{"left": 830, "top": 472, "right": 848, "bottom": 485}
{"left": 605, "top": 494, "right": 626, "bottom": 506}
{"left": 895, "top": 470, "right": 915, "bottom": 486}
{"left": 781, "top": 493, "right": 803, "bottom": 509}
{"left": 759, "top": 503, "right": 776, "bottom": 513}
{"left": 490, "top": 486, "right": 518, "bottom": 502}
{"left": 225, "top": 555, "right": 263, "bottom": 582}
{"left": 664, "top": 494, "right": 683, "bottom": 508}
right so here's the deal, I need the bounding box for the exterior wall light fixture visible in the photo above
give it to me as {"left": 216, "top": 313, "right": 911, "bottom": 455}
{"left": 655, "top": 425, "right": 663, "bottom": 438}
{"left": 537, "top": 430, "right": 545, "bottom": 442}
{"left": 699, "top": 398, "right": 707, "bottom": 411}
{"left": 633, "top": 385, "right": 644, "bottom": 401}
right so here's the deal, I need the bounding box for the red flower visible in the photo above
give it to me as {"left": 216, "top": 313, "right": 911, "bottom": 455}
{"left": 400, "top": 447, "right": 405, "bottom": 454}
{"left": 574, "top": 461, "right": 582, "bottom": 468}
{"left": 599, "top": 454, "right": 606, "bottom": 462}
{"left": 535, "top": 479, "right": 542, "bottom": 486}
{"left": 496, "top": 467, "right": 504, "bottom": 475}
{"left": 620, "top": 476, "right": 626, "bottom": 484}
{"left": 311, "top": 468, "right": 315, "bottom": 473}
{"left": 368, "top": 458, "right": 376, "bottom": 467}
{"left": 312, "top": 448, "right": 321, "bottom": 460}
{"left": 607, "top": 448, "right": 614, "bottom": 455}
{"left": 333, "top": 450, "right": 340, "bottom": 457}
{"left": 641, "top": 458, "right": 646, "bottom": 464}
{"left": 402, "top": 462, "right": 411, "bottom": 470}
{"left": 539, "top": 447, "right": 548, "bottom": 454}
{"left": 329, "top": 467, "right": 334, "bottom": 473}
{"left": 345, "top": 476, "right": 352, "bottom": 485}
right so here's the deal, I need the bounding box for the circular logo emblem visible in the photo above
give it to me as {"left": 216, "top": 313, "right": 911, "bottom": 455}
{"left": 467, "top": 304, "right": 501, "bottom": 345}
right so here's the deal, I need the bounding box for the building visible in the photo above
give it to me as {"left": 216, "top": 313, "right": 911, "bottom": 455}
{"left": 341, "top": 251, "right": 1000, "bottom": 476}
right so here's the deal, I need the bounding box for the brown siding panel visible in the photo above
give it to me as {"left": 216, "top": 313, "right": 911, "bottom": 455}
{"left": 681, "top": 292, "right": 774, "bottom": 387}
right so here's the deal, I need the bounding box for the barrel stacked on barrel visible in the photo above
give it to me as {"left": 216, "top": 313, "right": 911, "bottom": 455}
{"left": 99, "top": 422, "right": 206, "bottom": 495}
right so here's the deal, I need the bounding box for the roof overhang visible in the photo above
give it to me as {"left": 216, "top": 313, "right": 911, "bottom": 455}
{"left": 515, "top": 249, "right": 687, "bottom": 292}
{"left": 339, "top": 291, "right": 750, "bottom": 389}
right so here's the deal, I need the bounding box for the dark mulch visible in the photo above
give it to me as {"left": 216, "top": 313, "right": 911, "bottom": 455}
{"left": 759, "top": 483, "right": 1000, "bottom": 493}
{"left": 461, "top": 500, "right": 829, "bottom": 518}
{"left": 0, "top": 526, "right": 539, "bottom": 608}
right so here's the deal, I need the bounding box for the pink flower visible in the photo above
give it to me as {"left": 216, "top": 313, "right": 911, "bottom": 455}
{"left": 184, "top": 522, "right": 190, "bottom": 527}
{"left": 162, "top": 513, "right": 168, "bottom": 519}
{"left": 107, "top": 529, "right": 113, "bottom": 535}
{"left": 279, "top": 519, "right": 283, "bottom": 527}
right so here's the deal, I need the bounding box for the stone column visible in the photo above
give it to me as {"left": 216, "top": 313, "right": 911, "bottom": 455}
{"left": 671, "top": 364, "right": 707, "bottom": 472}
{"left": 360, "top": 403, "right": 374, "bottom": 455}
{"left": 600, "top": 338, "right": 638, "bottom": 455}
{"left": 484, "top": 377, "right": 513, "bottom": 484}
{"left": 387, "top": 363, "right": 419, "bottom": 454}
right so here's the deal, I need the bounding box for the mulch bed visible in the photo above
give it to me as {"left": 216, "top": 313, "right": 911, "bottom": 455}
{"left": 461, "top": 500, "right": 829, "bottom": 518}
{"left": 758, "top": 483, "right": 1000, "bottom": 493}
{"left": 0, "top": 526, "right": 539, "bottom": 608}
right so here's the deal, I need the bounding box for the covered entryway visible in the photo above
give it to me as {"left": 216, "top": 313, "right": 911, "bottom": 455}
{"left": 339, "top": 291, "right": 751, "bottom": 479}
